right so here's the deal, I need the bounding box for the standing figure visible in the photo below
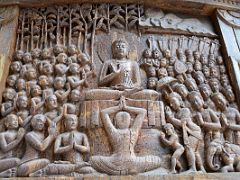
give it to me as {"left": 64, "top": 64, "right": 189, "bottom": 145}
{"left": 160, "top": 123, "right": 184, "bottom": 174}
{"left": 90, "top": 97, "right": 161, "bottom": 175}
{"left": 165, "top": 92, "right": 205, "bottom": 173}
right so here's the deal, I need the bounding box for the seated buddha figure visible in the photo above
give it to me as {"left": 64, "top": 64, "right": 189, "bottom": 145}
{"left": 85, "top": 39, "right": 159, "bottom": 101}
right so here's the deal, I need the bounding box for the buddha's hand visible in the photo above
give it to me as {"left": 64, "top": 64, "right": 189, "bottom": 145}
{"left": 110, "top": 63, "right": 121, "bottom": 74}
{"left": 17, "top": 127, "right": 26, "bottom": 140}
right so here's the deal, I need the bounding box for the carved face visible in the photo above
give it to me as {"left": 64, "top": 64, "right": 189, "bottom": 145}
{"left": 144, "top": 49, "right": 152, "bottom": 58}
{"left": 193, "top": 51, "right": 200, "bottom": 60}
{"left": 32, "top": 115, "right": 46, "bottom": 131}
{"left": 31, "top": 48, "right": 41, "bottom": 58}
{"left": 15, "top": 50, "right": 24, "bottom": 61}
{"left": 200, "top": 55, "right": 208, "bottom": 65}
{"left": 169, "top": 96, "right": 180, "bottom": 111}
{"left": 160, "top": 58, "right": 167, "bottom": 67}
{"left": 54, "top": 77, "right": 65, "bottom": 89}
{"left": 39, "top": 75, "right": 49, "bottom": 87}
{"left": 11, "top": 61, "right": 22, "bottom": 73}
{"left": 209, "top": 79, "right": 220, "bottom": 92}
{"left": 210, "top": 67, "right": 219, "bottom": 78}
{"left": 152, "top": 49, "right": 161, "bottom": 59}
{"left": 164, "top": 124, "right": 174, "bottom": 136}
{"left": 194, "top": 73, "right": 205, "bottom": 85}
{"left": 57, "top": 53, "right": 67, "bottom": 63}
{"left": 112, "top": 41, "right": 128, "bottom": 59}
{"left": 148, "top": 78, "right": 157, "bottom": 89}
{"left": 5, "top": 114, "right": 19, "bottom": 129}
{"left": 64, "top": 114, "right": 78, "bottom": 130}
{"left": 217, "top": 56, "right": 223, "bottom": 65}
{"left": 175, "top": 85, "right": 188, "bottom": 99}
{"left": 41, "top": 48, "right": 51, "bottom": 59}
{"left": 54, "top": 45, "right": 64, "bottom": 55}
{"left": 69, "top": 63, "right": 80, "bottom": 74}
{"left": 115, "top": 111, "right": 131, "bottom": 129}
{"left": 31, "top": 85, "right": 42, "bottom": 97}
{"left": 7, "top": 75, "right": 17, "bottom": 87}
{"left": 212, "top": 94, "right": 226, "bottom": 110}
{"left": 3, "top": 88, "right": 16, "bottom": 101}
{"left": 23, "top": 53, "right": 32, "bottom": 63}
{"left": 164, "top": 50, "right": 171, "bottom": 58}
{"left": 199, "top": 84, "right": 211, "bottom": 99}
{"left": 46, "top": 95, "right": 58, "bottom": 109}
{"left": 189, "top": 93, "right": 204, "bottom": 111}
{"left": 194, "top": 61, "right": 202, "bottom": 71}
{"left": 147, "top": 66, "right": 157, "bottom": 77}
{"left": 219, "top": 65, "right": 226, "bottom": 74}
{"left": 43, "top": 64, "right": 53, "bottom": 75}
{"left": 185, "top": 78, "right": 198, "bottom": 91}
{"left": 78, "top": 53, "right": 90, "bottom": 65}
{"left": 169, "top": 58, "right": 175, "bottom": 66}
{"left": 68, "top": 45, "right": 77, "bottom": 55}
{"left": 186, "top": 62, "right": 193, "bottom": 73}
{"left": 221, "top": 75, "right": 229, "bottom": 86}
{"left": 17, "top": 79, "right": 26, "bottom": 91}
{"left": 70, "top": 89, "right": 81, "bottom": 101}
{"left": 26, "top": 68, "right": 37, "bottom": 80}
{"left": 167, "top": 66, "right": 175, "bottom": 76}
{"left": 158, "top": 68, "right": 168, "bottom": 77}
{"left": 17, "top": 96, "right": 28, "bottom": 109}
{"left": 224, "top": 89, "right": 235, "bottom": 102}
{"left": 203, "top": 66, "right": 210, "bottom": 77}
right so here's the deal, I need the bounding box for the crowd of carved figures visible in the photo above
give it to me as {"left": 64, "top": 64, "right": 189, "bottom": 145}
{"left": 1, "top": 3, "right": 240, "bottom": 178}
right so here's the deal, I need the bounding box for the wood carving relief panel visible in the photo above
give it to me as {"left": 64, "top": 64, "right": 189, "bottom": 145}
{"left": 0, "top": 3, "right": 240, "bottom": 177}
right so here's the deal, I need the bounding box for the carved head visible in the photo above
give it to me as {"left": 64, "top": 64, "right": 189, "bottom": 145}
{"left": 163, "top": 123, "right": 175, "bottom": 136}
{"left": 68, "top": 44, "right": 77, "bottom": 55}
{"left": 31, "top": 114, "right": 46, "bottom": 131}
{"left": 208, "top": 53, "right": 216, "bottom": 67}
{"left": 31, "top": 85, "right": 42, "bottom": 97}
{"left": 184, "top": 77, "right": 198, "bottom": 91}
{"left": 148, "top": 77, "right": 158, "bottom": 89}
{"left": 69, "top": 63, "right": 80, "bottom": 74}
{"left": 39, "top": 75, "right": 49, "bottom": 88}
{"left": 200, "top": 54, "right": 208, "bottom": 65}
{"left": 70, "top": 89, "right": 81, "bottom": 102}
{"left": 211, "top": 93, "right": 227, "bottom": 111}
{"left": 6, "top": 74, "right": 17, "bottom": 87}
{"left": 77, "top": 52, "right": 90, "bottom": 65}
{"left": 143, "top": 49, "right": 152, "bottom": 58}
{"left": 193, "top": 51, "right": 200, "bottom": 60}
{"left": 163, "top": 49, "right": 171, "bottom": 58}
{"left": 14, "top": 50, "right": 24, "bottom": 61}
{"left": 202, "top": 65, "right": 210, "bottom": 78}
{"left": 64, "top": 114, "right": 78, "bottom": 131}
{"left": 16, "top": 78, "right": 26, "bottom": 91}
{"left": 193, "top": 71, "right": 205, "bottom": 85}
{"left": 194, "top": 60, "right": 202, "bottom": 71}
{"left": 209, "top": 78, "right": 220, "bottom": 92}
{"left": 199, "top": 83, "right": 212, "bottom": 100}
{"left": 31, "top": 48, "right": 41, "bottom": 59}
{"left": 210, "top": 66, "right": 219, "bottom": 78}
{"left": 23, "top": 52, "right": 32, "bottom": 64}
{"left": 25, "top": 67, "right": 37, "bottom": 80}
{"left": 53, "top": 44, "right": 64, "bottom": 55}
{"left": 115, "top": 111, "right": 131, "bottom": 129}
{"left": 16, "top": 95, "right": 28, "bottom": 109}
{"left": 42, "top": 63, "right": 53, "bottom": 75}
{"left": 3, "top": 88, "right": 16, "bottom": 101}
{"left": 219, "top": 65, "right": 226, "bottom": 74}
{"left": 158, "top": 68, "right": 168, "bottom": 78}
{"left": 112, "top": 39, "right": 129, "bottom": 59}
{"left": 11, "top": 61, "right": 22, "bottom": 73}
{"left": 168, "top": 92, "right": 182, "bottom": 111}
{"left": 160, "top": 58, "right": 167, "bottom": 68}
{"left": 185, "top": 49, "right": 192, "bottom": 57}
{"left": 222, "top": 86, "right": 235, "bottom": 103}
{"left": 46, "top": 95, "right": 58, "bottom": 109}
{"left": 220, "top": 75, "right": 229, "bottom": 87}
{"left": 217, "top": 56, "right": 223, "bottom": 65}
{"left": 54, "top": 77, "right": 66, "bottom": 90}
{"left": 5, "top": 114, "right": 19, "bottom": 130}
{"left": 41, "top": 48, "right": 51, "bottom": 59}
{"left": 188, "top": 91, "right": 204, "bottom": 111}
{"left": 152, "top": 49, "right": 161, "bottom": 59}
{"left": 186, "top": 62, "right": 193, "bottom": 73}
{"left": 173, "top": 84, "right": 189, "bottom": 99}
{"left": 147, "top": 66, "right": 157, "bottom": 77}
{"left": 57, "top": 53, "right": 67, "bottom": 64}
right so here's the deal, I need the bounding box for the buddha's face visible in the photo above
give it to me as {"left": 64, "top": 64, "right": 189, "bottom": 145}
{"left": 32, "top": 115, "right": 46, "bottom": 131}
{"left": 112, "top": 41, "right": 128, "bottom": 59}
{"left": 169, "top": 96, "right": 180, "bottom": 111}
{"left": 11, "top": 61, "right": 21, "bottom": 73}
{"left": 64, "top": 115, "right": 78, "bottom": 131}
{"left": 115, "top": 111, "right": 131, "bottom": 129}
{"left": 6, "top": 115, "right": 19, "bottom": 129}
